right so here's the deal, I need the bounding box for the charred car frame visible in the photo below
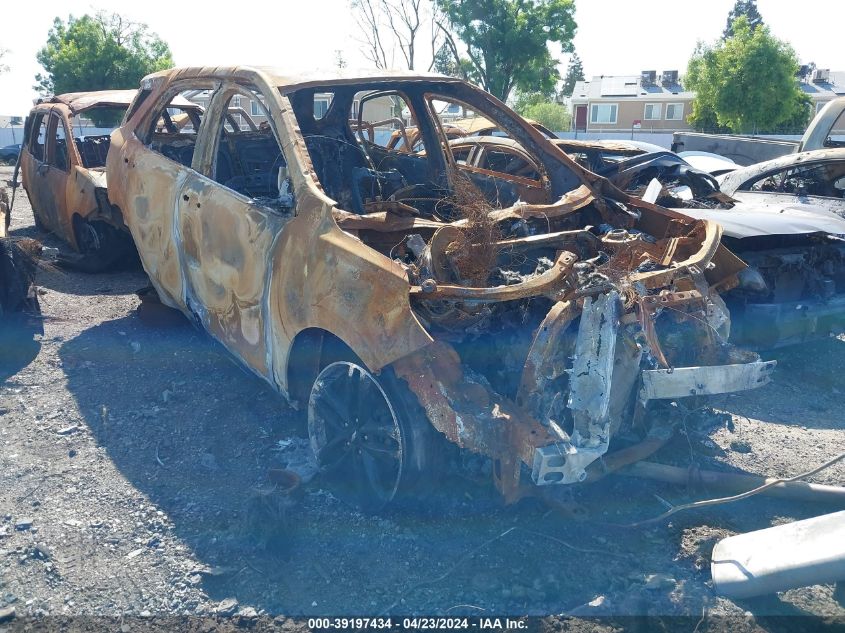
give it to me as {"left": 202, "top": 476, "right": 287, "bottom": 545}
{"left": 106, "top": 68, "right": 772, "bottom": 508}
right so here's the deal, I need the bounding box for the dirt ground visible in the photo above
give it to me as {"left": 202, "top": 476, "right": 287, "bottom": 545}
{"left": 2, "top": 164, "right": 845, "bottom": 632}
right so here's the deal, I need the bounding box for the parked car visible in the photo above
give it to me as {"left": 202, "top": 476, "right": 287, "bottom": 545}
{"left": 385, "top": 116, "right": 555, "bottom": 153}
{"left": 551, "top": 139, "right": 662, "bottom": 173}
{"left": 601, "top": 150, "right": 845, "bottom": 348}
{"left": 0, "top": 144, "right": 21, "bottom": 164}
{"left": 717, "top": 148, "right": 845, "bottom": 217}
{"left": 107, "top": 67, "right": 772, "bottom": 509}
{"left": 17, "top": 90, "right": 201, "bottom": 270}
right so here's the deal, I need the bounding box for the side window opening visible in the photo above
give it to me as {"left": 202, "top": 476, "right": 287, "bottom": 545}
{"left": 427, "top": 95, "right": 547, "bottom": 208}
{"left": 209, "top": 87, "right": 291, "bottom": 213}
{"left": 145, "top": 89, "right": 207, "bottom": 167}
{"left": 30, "top": 114, "right": 47, "bottom": 162}
{"left": 746, "top": 163, "right": 845, "bottom": 198}
{"left": 72, "top": 105, "right": 128, "bottom": 169}
{"left": 48, "top": 114, "right": 69, "bottom": 172}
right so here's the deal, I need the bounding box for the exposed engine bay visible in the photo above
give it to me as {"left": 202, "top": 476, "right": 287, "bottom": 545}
{"left": 284, "top": 80, "right": 772, "bottom": 496}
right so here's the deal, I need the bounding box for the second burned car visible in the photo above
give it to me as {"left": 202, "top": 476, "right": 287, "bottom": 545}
{"left": 106, "top": 67, "right": 773, "bottom": 509}
{"left": 16, "top": 90, "right": 202, "bottom": 270}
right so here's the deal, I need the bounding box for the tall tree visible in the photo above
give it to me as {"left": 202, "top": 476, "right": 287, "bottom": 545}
{"left": 723, "top": 0, "right": 763, "bottom": 39}
{"left": 351, "top": 0, "right": 442, "bottom": 71}
{"left": 686, "top": 16, "right": 810, "bottom": 134}
{"left": 436, "top": 0, "right": 577, "bottom": 102}
{"left": 561, "top": 51, "right": 584, "bottom": 96}
{"left": 35, "top": 12, "right": 172, "bottom": 97}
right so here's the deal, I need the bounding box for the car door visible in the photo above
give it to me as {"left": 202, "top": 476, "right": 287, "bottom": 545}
{"left": 41, "top": 109, "right": 74, "bottom": 241}
{"left": 20, "top": 112, "right": 51, "bottom": 228}
{"left": 176, "top": 82, "right": 293, "bottom": 377}
{"left": 112, "top": 81, "right": 213, "bottom": 309}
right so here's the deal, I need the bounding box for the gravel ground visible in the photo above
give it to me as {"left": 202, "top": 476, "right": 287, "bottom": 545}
{"left": 2, "top": 164, "right": 845, "bottom": 632}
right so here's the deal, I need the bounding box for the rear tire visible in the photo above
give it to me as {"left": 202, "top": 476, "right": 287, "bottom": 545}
{"left": 307, "top": 361, "right": 439, "bottom": 512}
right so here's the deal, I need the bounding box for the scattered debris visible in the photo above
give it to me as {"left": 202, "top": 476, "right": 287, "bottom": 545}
{"left": 712, "top": 510, "right": 845, "bottom": 599}
{"left": 0, "top": 606, "right": 16, "bottom": 623}
{"left": 14, "top": 519, "right": 32, "bottom": 531}
{"left": 215, "top": 598, "right": 239, "bottom": 616}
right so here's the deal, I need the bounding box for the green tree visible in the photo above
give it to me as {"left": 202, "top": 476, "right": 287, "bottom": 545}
{"left": 723, "top": 0, "right": 763, "bottom": 39}
{"left": 436, "top": 0, "right": 577, "bottom": 101}
{"left": 520, "top": 101, "right": 570, "bottom": 132}
{"left": 513, "top": 89, "right": 552, "bottom": 113}
{"left": 685, "top": 16, "right": 810, "bottom": 134}
{"left": 35, "top": 12, "right": 172, "bottom": 122}
{"left": 561, "top": 51, "right": 584, "bottom": 96}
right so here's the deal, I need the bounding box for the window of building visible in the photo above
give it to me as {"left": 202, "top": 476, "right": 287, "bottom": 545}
{"left": 590, "top": 103, "right": 617, "bottom": 124}
{"left": 251, "top": 100, "right": 262, "bottom": 116}
{"left": 231, "top": 95, "right": 241, "bottom": 108}
{"left": 644, "top": 103, "right": 662, "bottom": 120}
{"left": 666, "top": 103, "right": 684, "bottom": 121}
{"left": 314, "top": 98, "right": 331, "bottom": 120}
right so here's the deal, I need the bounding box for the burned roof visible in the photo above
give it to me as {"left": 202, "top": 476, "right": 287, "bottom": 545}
{"left": 141, "top": 66, "right": 460, "bottom": 95}
{"left": 40, "top": 90, "right": 138, "bottom": 114}
{"left": 38, "top": 89, "right": 198, "bottom": 115}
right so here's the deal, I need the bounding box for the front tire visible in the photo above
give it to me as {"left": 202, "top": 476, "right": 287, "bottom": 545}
{"left": 307, "top": 361, "right": 437, "bottom": 512}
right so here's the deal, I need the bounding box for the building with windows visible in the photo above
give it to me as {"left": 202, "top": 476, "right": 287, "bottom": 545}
{"left": 570, "top": 68, "right": 845, "bottom": 134}
{"left": 569, "top": 71, "right": 694, "bottom": 133}
{"left": 801, "top": 69, "right": 845, "bottom": 115}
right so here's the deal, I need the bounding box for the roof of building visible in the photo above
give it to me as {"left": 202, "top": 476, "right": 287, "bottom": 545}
{"left": 572, "top": 70, "right": 845, "bottom": 102}
{"left": 800, "top": 71, "right": 845, "bottom": 98}
{"left": 572, "top": 74, "right": 694, "bottom": 101}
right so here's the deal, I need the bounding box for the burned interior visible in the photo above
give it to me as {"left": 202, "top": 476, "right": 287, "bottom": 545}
{"left": 105, "top": 69, "right": 775, "bottom": 509}
{"left": 278, "top": 78, "right": 771, "bottom": 501}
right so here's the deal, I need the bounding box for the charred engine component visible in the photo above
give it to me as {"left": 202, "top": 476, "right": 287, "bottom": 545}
{"left": 384, "top": 195, "right": 772, "bottom": 497}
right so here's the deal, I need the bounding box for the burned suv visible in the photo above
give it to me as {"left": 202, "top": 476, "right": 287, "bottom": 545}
{"left": 17, "top": 90, "right": 200, "bottom": 270}
{"left": 107, "top": 68, "right": 772, "bottom": 509}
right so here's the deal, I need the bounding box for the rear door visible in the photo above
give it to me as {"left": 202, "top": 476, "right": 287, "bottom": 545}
{"left": 113, "top": 81, "right": 212, "bottom": 308}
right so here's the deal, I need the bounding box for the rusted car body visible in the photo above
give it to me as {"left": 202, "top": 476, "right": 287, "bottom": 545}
{"left": 107, "top": 67, "right": 772, "bottom": 508}
{"left": 18, "top": 90, "right": 200, "bottom": 269}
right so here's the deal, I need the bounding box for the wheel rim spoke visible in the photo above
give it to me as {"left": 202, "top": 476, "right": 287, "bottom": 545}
{"left": 360, "top": 438, "right": 399, "bottom": 458}
{"left": 309, "top": 362, "right": 405, "bottom": 507}
{"left": 361, "top": 451, "right": 393, "bottom": 500}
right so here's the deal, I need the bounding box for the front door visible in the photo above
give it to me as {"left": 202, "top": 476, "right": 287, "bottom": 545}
{"left": 42, "top": 110, "right": 74, "bottom": 242}
{"left": 21, "top": 113, "right": 52, "bottom": 230}
{"left": 176, "top": 83, "right": 292, "bottom": 378}
{"left": 575, "top": 105, "right": 588, "bottom": 132}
